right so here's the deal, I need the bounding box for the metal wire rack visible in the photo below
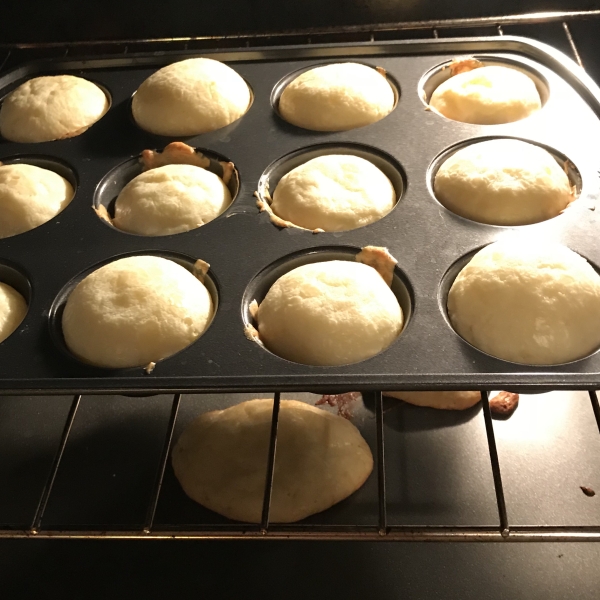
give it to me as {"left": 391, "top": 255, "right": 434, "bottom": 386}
{"left": 0, "top": 390, "right": 599, "bottom": 541}
{"left": 1, "top": 9, "right": 600, "bottom": 541}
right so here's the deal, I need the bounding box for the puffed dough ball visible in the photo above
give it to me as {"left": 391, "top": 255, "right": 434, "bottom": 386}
{"left": 278, "top": 63, "right": 395, "bottom": 131}
{"left": 0, "top": 75, "right": 108, "bottom": 143}
{"left": 0, "top": 163, "right": 74, "bottom": 238}
{"left": 113, "top": 164, "right": 231, "bottom": 236}
{"left": 257, "top": 260, "right": 403, "bottom": 365}
{"left": 172, "top": 399, "right": 373, "bottom": 523}
{"left": 62, "top": 256, "right": 213, "bottom": 368}
{"left": 0, "top": 283, "right": 27, "bottom": 343}
{"left": 132, "top": 58, "right": 251, "bottom": 136}
{"left": 448, "top": 241, "right": 600, "bottom": 365}
{"left": 434, "top": 139, "right": 573, "bottom": 226}
{"left": 270, "top": 155, "right": 395, "bottom": 231}
{"left": 384, "top": 390, "right": 481, "bottom": 410}
{"left": 429, "top": 66, "right": 541, "bottom": 124}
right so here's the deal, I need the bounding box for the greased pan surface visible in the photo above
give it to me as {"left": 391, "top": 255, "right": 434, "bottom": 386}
{"left": 1, "top": 37, "right": 600, "bottom": 394}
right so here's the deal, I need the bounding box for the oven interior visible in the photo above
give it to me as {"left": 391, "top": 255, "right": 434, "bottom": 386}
{"left": 1, "top": 9, "right": 600, "bottom": 548}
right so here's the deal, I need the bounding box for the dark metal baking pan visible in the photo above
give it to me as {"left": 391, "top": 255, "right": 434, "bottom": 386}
{"left": 1, "top": 36, "right": 600, "bottom": 394}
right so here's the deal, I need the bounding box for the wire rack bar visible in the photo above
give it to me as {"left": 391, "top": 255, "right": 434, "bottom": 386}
{"left": 374, "top": 392, "right": 387, "bottom": 536}
{"left": 3, "top": 526, "right": 600, "bottom": 541}
{"left": 29, "top": 395, "right": 81, "bottom": 534}
{"left": 260, "top": 392, "right": 281, "bottom": 533}
{"left": 0, "top": 50, "right": 11, "bottom": 72}
{"left": 481, "top": 391, "right": 510, "bottom": 536}
{"left": 562, "top": 21, "right": 583, "bottom": 67}
{"left": 143, "top": 394, "right": 181, "bottom": 533}
{"left": 588, "top": 391, "right": 600, "bottom": 435}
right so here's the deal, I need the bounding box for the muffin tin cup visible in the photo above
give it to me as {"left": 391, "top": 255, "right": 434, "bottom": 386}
{"left": 427, "top": 135, "right": 583, "bottom": 227}
{"left": 2, "top": 36, "right": 600, "bottom": 393}
{"left": 438, "top": 245, "right": 600, "bottom": 368}
{"left": 93, "top": 147, "right": 240, "bottom": 234}
{"left": 418, "top": 54, "right": 551, "bottom": 115}
{"left": 48, "top": 250, "right": 220, "bottom": 372}
{"left": 242, "top": 245, "right": 414, "bottom": 365}
{"left": 256, "top": 142, "right": 405, "bottom": 231}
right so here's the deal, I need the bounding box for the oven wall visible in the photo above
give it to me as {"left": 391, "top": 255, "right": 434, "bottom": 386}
{"left": 2, "top": 0, "right": 597, "bottom": 43}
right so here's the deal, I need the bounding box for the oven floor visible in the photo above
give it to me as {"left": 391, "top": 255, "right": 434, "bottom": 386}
{"left": 0, "top": 539, "right": 599, "bottom": 599}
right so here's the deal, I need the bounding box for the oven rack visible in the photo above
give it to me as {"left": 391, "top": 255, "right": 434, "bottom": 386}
{"left": 1, "top": 8, "right": 600, "bottom": 60}
{"left": 1, "top": 9, "right": 600, "bottom": 541}
{"left": 0, "top": 390, "right": 599, "bottom": 541}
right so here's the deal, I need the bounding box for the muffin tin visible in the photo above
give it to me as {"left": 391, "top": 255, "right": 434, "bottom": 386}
{"left": 1, "top": 36, "right": 600, "bottom": 394}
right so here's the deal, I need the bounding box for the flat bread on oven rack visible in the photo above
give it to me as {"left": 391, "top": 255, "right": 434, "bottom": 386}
{"left": 172, "top": 399, "right": 373, "bottom": 523}
{"left": 384, "top": 390, "right": 481, "bottom": 410}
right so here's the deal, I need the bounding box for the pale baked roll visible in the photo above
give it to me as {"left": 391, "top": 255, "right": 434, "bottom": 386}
{"left": 113, "top": 164, "right": 231, "bottom": 236}
{"left": 255, "top": 259, "right": 403, "bottom": 366}
{"left": 0, "top": 75, "right": 108, "bottom": 143}
{"left": 448, "top": 241, "right": 600, "bottom": 364}
{"left": 0, "top": 163, "right": 74, "bottom": 238}
{"left": 429, "top": 65, "right": 541, "bottom": 124}
{"left": 434, "top": 139, "right": 573, "bottom": 226}
{"left": 62, "top": 256, "right": 213, "bottom": 369}
{"left": 278, "top": 63, "right": 395, "bottom": 131}
{"left": 0, "top": 282, "right": 27, "bottom": 343}
{"left": 269, "top": 155, "right": 396, "bottom": 231}
{"left": 132, "top": 58, "right": 251, "bottom": 136}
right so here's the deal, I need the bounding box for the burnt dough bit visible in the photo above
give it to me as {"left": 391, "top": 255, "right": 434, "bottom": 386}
{"left": 489, "top": 391, "right": 519, "bottom": 418}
